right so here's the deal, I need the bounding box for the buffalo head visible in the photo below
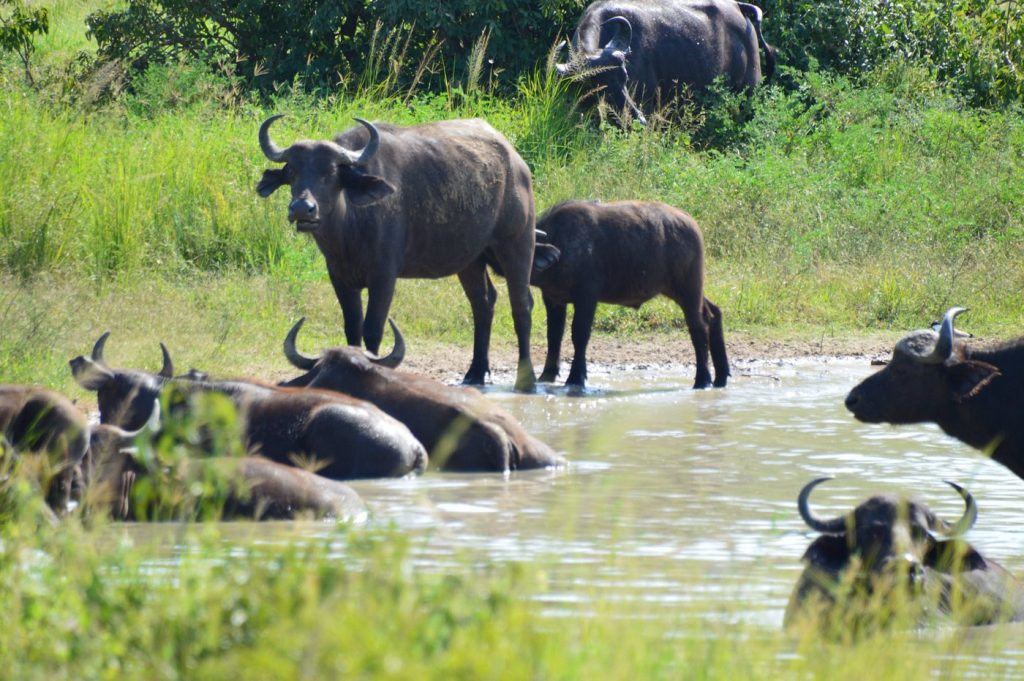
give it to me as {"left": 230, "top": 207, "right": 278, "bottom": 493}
{"left": 281, "top": 316, "right": 406, "bottom": 385}
{"left": 555, "top": 17, "right": 646, "bottom": 124}
{"left": 69, "top": 332, "right": 172, "bottom": 431}
{"left": 845, "top": 307, "right": 1001, "bottom": 425}
{"left": 797, "top": 477, "right": 977, "bottom": 584}
{"left": 255, "top": 115, "right": 396, "bottom": 232}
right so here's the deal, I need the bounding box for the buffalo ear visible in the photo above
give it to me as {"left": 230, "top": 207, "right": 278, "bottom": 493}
{"left": 533, "top": 243, "right": 561, "bottom": 273}
{"left": 947, "top": 360, "right": 1000, "bottom": 402}
{"left": 339, "top": 167, "right": 395, "bottom": 207}
{"left": 256, "top": 168, "right": 288, "bottom": 197}
{"left": 69, "top": 356, "right": 114, "bottom": 391}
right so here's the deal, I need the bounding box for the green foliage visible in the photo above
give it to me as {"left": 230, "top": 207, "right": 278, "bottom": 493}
{"left": 762, "top": 0, "right": 1024, "bottom": 107}
{"left": 0, "top": 0, "right": 49, "bottom": 85}
{"left": 84, "top": 0, "right": 583, "bottom": 95}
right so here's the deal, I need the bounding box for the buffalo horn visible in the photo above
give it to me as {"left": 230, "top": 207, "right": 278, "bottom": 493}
{"left": 330, "top": 118, "right": 381, "bottom": 167}
{"left": 158, "top": 343, "right": 174, "bottom": 378}
{"left": 284, "top": 317, "right": 319, "bottom": 370}
{"left": 101, "top": 399, "right": 162, "bottom": 442}
{"left": 91, "top": 331, "right": 111, "bottom": 363}
{"left": 259, "top": 114, "right": 288, "bottom": 162}
{"left": 935, "top": 480, "right": 978, "bottom": 538}
{"left": 601, "top": 16, "right": 633, "bottom": 54}
{"left": 924, "top": 306, "right": 967, "bottom": 364}
{"left": 797, "top": 477, "right": 848, "bottom": 534}
{"left": 368, "top": 318, "right": 405, "bottom": 369}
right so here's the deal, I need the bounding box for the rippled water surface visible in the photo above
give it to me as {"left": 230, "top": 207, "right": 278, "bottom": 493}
{"left": 136, "top": 358, "right": 1024, "bottom": 670}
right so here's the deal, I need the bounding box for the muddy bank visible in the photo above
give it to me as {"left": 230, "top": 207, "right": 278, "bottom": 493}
{"left": 394, "top": 330, "right": 900, "bottom": 384}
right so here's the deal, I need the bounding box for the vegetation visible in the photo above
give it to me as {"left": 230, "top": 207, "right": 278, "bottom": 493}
{"left": 3, "top": 0, "right": 1024, "bottom": 677}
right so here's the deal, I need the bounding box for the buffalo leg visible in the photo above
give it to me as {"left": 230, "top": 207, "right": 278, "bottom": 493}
{"left": 540, "top": 296, "right": 566, "bottom": 383}
{"left": 703, "top": 297, "right": 730, "bottom": 388}
{"left": 363, "top": 277, "right": 397, "bottom": 355}
{"left": 327, "top": 264, "right": 364, "bottom": 347}
{"left": 457, "top": 259, "right": 496, "bottom": 385}
{"left": 565, "top": 297, "right": 597, "bottom": 388}
{"left": 670, "top": 289, "right": 713, "bottom": 389}
{"left": 497, "top": 252, "right": 536, "bottom": 393}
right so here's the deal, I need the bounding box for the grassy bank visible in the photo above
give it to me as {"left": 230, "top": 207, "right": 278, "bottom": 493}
{"left": 2, "top": 64, "right": 1023, "bottom": 388}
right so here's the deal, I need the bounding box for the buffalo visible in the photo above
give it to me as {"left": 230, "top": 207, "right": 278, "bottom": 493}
{"left": 256, "top": 115, "right": 539, "bottom": 391}
{"left": 530, "top": 199, "right": 728, "bottom": 389}
{"left": 69, "top": 333, "right": 427, "bottom": 480}
{"left": 785, "top": 477, "right": 1024, "bottom": 633}
{"left": 555, "top": 0, "right": 776, "bottom": 123}
{"left": 278, "top": 318, "right": 566, "bottom": 472}
{"left": 845, "top": 307, "right": 1024, "bottom": 481}
{"left": 84, "top": 448, "right": 367, "bottom": 522}
{"left": 1, "top": 384, "right": 153, "bottom": 512}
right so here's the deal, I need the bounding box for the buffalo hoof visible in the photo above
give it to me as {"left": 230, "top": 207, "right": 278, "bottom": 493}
{"left": 462, "top": 363, "right": 489, "bottom": 386}
{"left": 713, "top": 377, "right": 728, "bottom": 388}
{"left": 514, "top": 360, "right": 536, "bottom": 393}
{"left": 538, "top": 369, "right": 559, "bottom": 383}
{"left": 693, "top": 378, "right": 713, "bottom": 390}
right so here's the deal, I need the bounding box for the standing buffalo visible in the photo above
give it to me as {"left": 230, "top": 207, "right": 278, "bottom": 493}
{"left": 786, "top": 477, "right": 1024, "bottom": 633}
{"left": 530, "top": 200, "right": 728, "bottom": 389}
{"left": 845, "top": 308, "right": 1024, "bottom": 480}
{"left": 278, "top": 318, "right": 566, "bottom": 472}
{"left": 256, "top": 115, "right": 539, "bottom": 391}
{"left": 69, "top": 333, "right": 427, "bottom": 480}
{"left": 555, "top": 0, "right": 776, "bottom": 123}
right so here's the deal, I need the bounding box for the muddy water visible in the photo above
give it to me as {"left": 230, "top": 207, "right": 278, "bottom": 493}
{"left": 139, "top": 357, "right": 1024, "bottom": 665}
{"left": 341, "top": 359, "right": 1024, "bottom": 634}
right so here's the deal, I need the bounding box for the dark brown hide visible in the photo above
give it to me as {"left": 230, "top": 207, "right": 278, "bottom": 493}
{"left": 531, "top": 200, "right": 728, "bottom": 389}
{"left": 279, "top": 319, "right": 566, "bottom": 472}
{"left": 0, "top": 385, "right": 89, "bottom": 510}
{"left": 845, "top": 309, "right": 1024, "bottom": 480}
{"left": 69, "top": 342, "right": 427, "bottom": 480}
{"left": 87, "top": 450, "right": 366, "bottom": 521}
{"left": 256, "top": 116, "right": 538, "bottom": 391}
{"left": 557, "top": 0, "right": 776, "bottom": 122}
{"left": 785, "top": 479, "right": 1024, "bottom": 631}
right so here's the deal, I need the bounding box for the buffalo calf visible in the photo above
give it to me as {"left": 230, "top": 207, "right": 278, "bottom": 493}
{"left": 530, "top": 199, "right": 728, "bottom": 389}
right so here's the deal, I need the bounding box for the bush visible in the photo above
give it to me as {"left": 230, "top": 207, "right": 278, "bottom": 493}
{"left": 85, "top": 0, "right": 583, "bottom": 95}
{"left": 761, "top": 0, "right": 1024, "bottom": 107}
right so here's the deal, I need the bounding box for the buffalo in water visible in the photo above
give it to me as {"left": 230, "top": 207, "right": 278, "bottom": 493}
{"left": 1, "top": 384, "right": 154, "bottom": 512}
{"left": 846, "top": 307, "right": 1024, "bottom": 481}
{"left": 530, "top": 200, "right": 728, "bottom": 389}
{"left": 256, "top": 115, "right": 539, "bottom": 391}
{"left": 69, "top": 333, "right": 427, "bottom": 480}
{"left": 556, "top": 0, "right": 776, "bottom": 123}
{"left": 278, "top": 318, "right": 566, "bottom": 472}
{"left": 786, "top": 477, "right": 1024, "bottom": 634}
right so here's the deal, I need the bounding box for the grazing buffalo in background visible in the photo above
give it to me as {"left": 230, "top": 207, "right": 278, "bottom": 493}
{"left": 786, "top": 477, "right": 1024, "bottom": 633}
{"left": 846, "top": 307, "right": 1024, "bottom": 480}
{"left": 556, "top": 0, "right": 777, "bottom": 123}
{"left": 69, "top": 333, "right": 427, "bottom": 480}
{"left": 256, "top": 115, "right": 539, "bottom": 391}
{"left": 1, "top": 384, "right": 153, "bottom": 512}
{"left": 278, "top": 318, "right": 566, "bottom": 472}
{"left": 530, "top": 200, "right": 728, "bottom": 389}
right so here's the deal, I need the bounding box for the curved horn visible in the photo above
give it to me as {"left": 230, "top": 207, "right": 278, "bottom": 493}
{"left": 158, "top": 343, "right": 174, "bottom": 378}
{"left": 283, "top": 317, "right": 319, "bottom": 370}
{"left": 925, "top": 307, "right": 968, "bottom": 364}
{"left": 259, "top": 114, "right": 288, "bottom": 162}
{"left": 601, "top": 16, "right": 633, "bottom": 53}
{"left": 91, "top": 331, "right": 111, "bottom": 363}
{"left": 937, "top": 480, "right": 978, "bottom": 538}
{"left": 368, "top": 318, "right": 406, "bottom": 369}
{"left": 331, "top": 118, "right": 381, "bottom": 167}
{"left": 797, "top": 477, "right": 848, "bottom": 534}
